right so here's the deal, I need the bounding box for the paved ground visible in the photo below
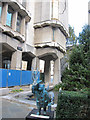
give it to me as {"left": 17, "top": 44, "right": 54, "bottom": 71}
{"left": 0, "top": 85, "right": 57, "bottom": 119}
{"left": 1, "top": 98, "right": 32, "bottom": 119}
{"left": 0, "top": 85, "right": 35, "bottom": 119}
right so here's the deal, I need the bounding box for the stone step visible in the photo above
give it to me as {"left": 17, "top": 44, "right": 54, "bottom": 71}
{"left": 0, "top": 88, "right": 9, "bottom": 96}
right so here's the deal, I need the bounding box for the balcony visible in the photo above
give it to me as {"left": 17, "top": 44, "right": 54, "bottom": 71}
{"left": 34, "top": 42, "right": 66, "bottom": 53}
{"left": 34, "top": 19, "right": 69, "bottom": 38}
{"left": 0, "top": 23, "right": 25, "bottom": 42}
{"left": 7, "top": 0, "right": 31, "bottom": 22}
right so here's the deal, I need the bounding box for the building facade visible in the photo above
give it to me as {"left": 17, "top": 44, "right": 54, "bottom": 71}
{"left": 0, "top": 0, "right": 68, "bottom": 86}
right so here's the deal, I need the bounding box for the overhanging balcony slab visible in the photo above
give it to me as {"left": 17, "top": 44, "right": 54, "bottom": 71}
{"left": 34, "top": 42, "right": 66, "bottom": 53}
{"left": 36, "top": 47, "right": 60, "bottom": 61}
{"left": 0, "top": 23, "right": 25, "bottom": 42}
{"left": 34, "top": 20, "right": 69, "bottom": 38}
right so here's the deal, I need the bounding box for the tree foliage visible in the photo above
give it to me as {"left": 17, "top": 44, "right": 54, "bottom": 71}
{"left": 69, "top": 46, "right": 84, "bottom": 66}
{"left": 78, "top": 25, "right": 90, "bottom": 69}
{"left": 66, "top": 25, "right": 77, "bottom": 46}
{"left": 54, "top": 25, "right": 90, "bottom": 91}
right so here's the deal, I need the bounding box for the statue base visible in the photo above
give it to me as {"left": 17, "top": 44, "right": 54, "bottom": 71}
{"left": 26, "top": 109, "right": 54, "bottom": 120}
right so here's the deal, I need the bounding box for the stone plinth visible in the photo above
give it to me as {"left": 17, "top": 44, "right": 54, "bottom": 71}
{"left": 26, "top": 109, "right": 54, "bottom": 120}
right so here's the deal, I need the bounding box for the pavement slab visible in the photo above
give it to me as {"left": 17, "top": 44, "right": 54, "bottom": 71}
{"left": 1, "top": 99, "right": 33, "bottom": 119}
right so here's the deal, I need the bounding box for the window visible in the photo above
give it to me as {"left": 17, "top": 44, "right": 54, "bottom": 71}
{"left": 89, "top": 10, "right": 90, "bottom": 13}
{"left": 6, "top": 5, "right": 14, "bottom": 27}
{"left": 16, "top": 13, "right": 22, "bottom": 32}
{"left": 0, "top": 2, "right": 2, "bottom": 22}
{"left": 3, "top": 60, "right": 11, "bottom": 69}
{"left": 52, "top": 0, "right": 59, "bottom": 19}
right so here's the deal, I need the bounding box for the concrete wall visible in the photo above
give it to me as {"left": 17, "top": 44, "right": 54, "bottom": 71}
{"left": 59, "top": 0, "right": 68, "bottom": 32}
{"left": 34, "top": 0, "right": 68, "bottom": 51}
{"left": 34, "top": 0, "right": 51, "bottom": 23}
{"left": 41, "top": 1, "right": 51, "bottom": 21}
{"left": 54, "top": 28, "right": 66, "bottom": 49}
{"left": 34, "top": 26, "right": 53, "bottom": 44}
{"left": 34, "top": 26, "right": 66, "bottom": 50}
{"left": 0, "top": 33, "right": 20, "bottom": 51}
{"left": 25, "top": 1, "right": 35, "bottom": 46}
{"left": 34, "top": 0, "right": 68, "bottom": 32}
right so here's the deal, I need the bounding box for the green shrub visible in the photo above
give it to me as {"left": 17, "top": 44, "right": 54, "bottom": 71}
{"left": 56, "top": 90, "right": 89, "bottom": 119}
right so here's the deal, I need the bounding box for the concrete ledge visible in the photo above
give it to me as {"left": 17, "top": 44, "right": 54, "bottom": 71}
{"left": 0, "top": 88, "right": 9, "bottom": 96}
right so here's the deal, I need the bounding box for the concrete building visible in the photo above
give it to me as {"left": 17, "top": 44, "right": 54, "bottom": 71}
{"left": 0, "top": 0, "right": 68, "bottom": 86}
{"left": 88, "top": 1, "right": 90, "bottom": 25}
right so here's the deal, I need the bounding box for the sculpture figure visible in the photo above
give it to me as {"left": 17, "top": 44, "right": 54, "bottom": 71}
{"left": 32, "top": 68, "right": 54, "bottom": 115}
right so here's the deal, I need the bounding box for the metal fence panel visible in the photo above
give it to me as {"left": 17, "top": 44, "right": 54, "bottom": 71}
{"left": 8, "top": 69, "right": 21, "bottom": 87}
{"left": 0, "top": 69, "right": 40, "bottom": 87}
{"left": 21, "top": 71, "right": 33, "bottom": 85}
{"left": 0, "top": 69, "right": 7, "bottom": 87}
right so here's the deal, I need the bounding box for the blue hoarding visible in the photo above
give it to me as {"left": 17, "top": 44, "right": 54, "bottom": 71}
{"left": 21, "top": 71, "right": 33, "bottom": 85}
{"left": 0, "top": 69, "right": 40, "bottom": 87}
{"left": 0, "top": 69, "right": 7, "bottom": 87}
{"left": 8, "top": 69, "right": 21, "bottom": 87}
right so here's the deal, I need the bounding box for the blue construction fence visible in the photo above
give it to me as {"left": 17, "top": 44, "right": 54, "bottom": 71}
{"left": 0, "top": 69, "right": 40, "bottom": 87}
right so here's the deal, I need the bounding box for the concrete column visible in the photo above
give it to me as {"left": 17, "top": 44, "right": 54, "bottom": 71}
{"left": 12, "top": 12, "right": 18, "bottom": 31}
{"left": 21, "top": 18, "right": 25, "bottom": 36}
{"left": 11, "top": 50, "right": 22, "bottom": 70}
{"left": 53, "top": 57, "right": 61, "bottom": 86}
{"left": 1, "top": 3, "right": 8, "bottom": 25}
{"left": 32, "top": 57, "right": 40, "bottom": 70}
{"left": 44, "top": 60, "right": 51, "bottom": 84}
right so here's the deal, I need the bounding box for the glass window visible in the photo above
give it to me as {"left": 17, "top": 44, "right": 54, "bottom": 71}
{"left": 6, "top": 5, "right": 14, "bottom": 27}
{"left": 3, "top": 60, "right": 11, "bottom": 69}
{"left": 0, "top": 2, "right": 2, "bottom": 22}
{"left": 16, "top": 13, "right": 22, "bottom": 32}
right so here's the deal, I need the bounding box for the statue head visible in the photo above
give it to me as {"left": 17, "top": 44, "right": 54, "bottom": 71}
{"left": 32, "top": 80, "right": 42, "bottom": 94}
